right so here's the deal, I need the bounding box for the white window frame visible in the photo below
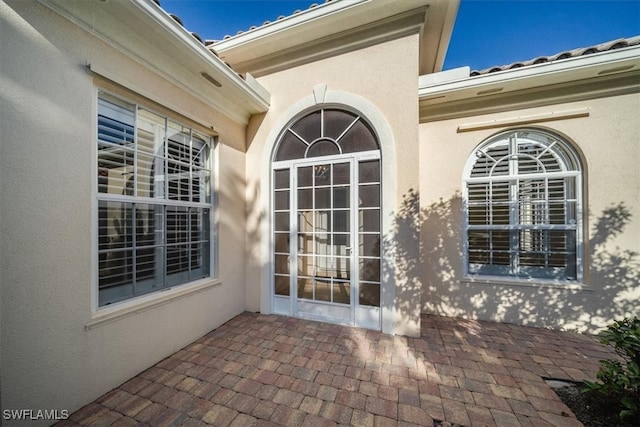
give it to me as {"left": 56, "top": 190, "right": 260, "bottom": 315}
{"left": 95, "top": 89, "right": 216, "bottom": 308}
{"left": 462, "top": 128, "right": 584, "bottom": 284}
{"left": 270, "top": 106, "right": 383, "bottom": 329}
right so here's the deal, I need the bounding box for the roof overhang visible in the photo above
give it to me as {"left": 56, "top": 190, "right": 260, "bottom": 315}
{"left": 213, "top": 0, "right": 459, "bottom": 77}
{"left": 419, "top": 46, "right": 640, "bottom": 122}
{"left": 37, "top": 0, "right": 270, "bottom": 125}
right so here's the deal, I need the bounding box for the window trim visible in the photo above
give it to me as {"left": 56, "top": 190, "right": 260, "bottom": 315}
{"left": 93, "top": 88, "right": 217, "bottom": 311}
{"left": 86, "top": 277, "right": 222, "bottom": 329}
{"left": 462, "top": 128, "right": 584, "bottom": 284}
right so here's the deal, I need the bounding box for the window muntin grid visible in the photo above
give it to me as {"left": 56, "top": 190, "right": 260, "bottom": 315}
{"left": 464, "top": 129, "right": 582, "bottom": 281}
{"left": 273, "top": 109, "right": 379, "bottom": 161}
{"left": 272, "top": 108, "right": 381, "bottom": 308}
{"left": 97, "top": 91, "right": 212, "bottom": 306}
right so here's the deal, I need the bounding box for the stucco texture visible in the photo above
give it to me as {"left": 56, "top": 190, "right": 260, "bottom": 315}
{"left": 1, "top": 1, "right": 248, "bottom": 420}
{"left": 244, "top": 35, "right": 422, "bottom": 336}
{"left": 418, "top": 94, "right": 640, "bottom": 333}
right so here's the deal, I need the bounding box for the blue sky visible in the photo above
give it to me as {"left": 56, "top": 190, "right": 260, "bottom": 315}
{"left": 162, "top": 0, "right": 640, "bottom": 71}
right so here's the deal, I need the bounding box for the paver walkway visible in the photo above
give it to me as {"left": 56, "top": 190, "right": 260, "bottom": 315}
{"left": 59, "top": 312, "right": 615, "bottom": 426}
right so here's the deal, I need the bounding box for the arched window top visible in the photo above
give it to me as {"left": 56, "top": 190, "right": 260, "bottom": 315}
{"left": 467, "top": 129, "right": 581, "bottom": 179}
{"left": 462, "top": 128, "right": 583, "bottom": 282}
{"left": 274, "top": 108, "right": 379, "bottom": 161}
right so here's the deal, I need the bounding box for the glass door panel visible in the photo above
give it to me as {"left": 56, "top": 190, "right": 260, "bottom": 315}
{"left": 273, "top": 168, "right": 290, "bottom": 296}
{"left": 356, "top": 159, "right": 381, "bottom": 329}
{"left": 289, "top": 159, "right": 354, "bottom": 325}
{"left": 272, "top": 155, "right": 381, "bottom": 329}
{"left": 295, "top": 161, "right": 352, "bottom": 306}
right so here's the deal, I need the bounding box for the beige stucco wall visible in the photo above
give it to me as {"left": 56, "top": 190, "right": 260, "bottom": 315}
{"left": 0, "top": 1, "right": 247, "bottom": 421}
{"left": 244, "top": 34, "right": 423, "bottom": 336}
{"left": 5, "top": 1, "right": 634, "bottom": 422}
{"left": 419, "top": 93, "right": 640, "bottom": 333}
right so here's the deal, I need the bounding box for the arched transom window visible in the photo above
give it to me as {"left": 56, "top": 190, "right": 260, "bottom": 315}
{"left": 274, "top": 108, "right": 379, "bottom": 161}
{"left": 463, "top": 129, "right": 582, "bottom": 281}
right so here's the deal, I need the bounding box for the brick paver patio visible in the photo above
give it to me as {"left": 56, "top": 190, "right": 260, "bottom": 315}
{"left": 59, "top": 312, "right": 615, "bottom": 426}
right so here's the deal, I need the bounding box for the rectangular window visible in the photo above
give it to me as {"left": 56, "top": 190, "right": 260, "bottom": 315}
{"left": 467, "top": 176, "right": 578, "bottom": 280}
{"left": 97, "top": 91, "right": 213, "bottom": 306}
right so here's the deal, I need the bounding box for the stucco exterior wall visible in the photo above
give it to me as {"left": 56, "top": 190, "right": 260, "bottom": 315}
{"left": 1, "top": 2, "right": 247, "bottom": 420}
{"left": 3, "top": 0, "right": 635, "bottom": 420}
{"left": 418, "top": 93, "right": 640, "bottom": 333}
{"left": 245, "top": 34, "right": 422, "bottom": 336}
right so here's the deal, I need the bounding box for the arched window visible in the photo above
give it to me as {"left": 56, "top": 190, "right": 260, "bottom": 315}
{"left": 273, "top": 108, "right": 379, "bottom": 161}
{"left": 463, "top": 129, "right": 582, "bottom": 281}
{"left": 270, "top": 106, "right": 382, "bottom": 327}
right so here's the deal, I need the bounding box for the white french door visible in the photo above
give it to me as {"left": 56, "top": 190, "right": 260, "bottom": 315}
{"left": 272, "top": 152, "right": 381, "bottom": 329}
{"left": 293, "top": 157, "right": 354, "bottom": 324}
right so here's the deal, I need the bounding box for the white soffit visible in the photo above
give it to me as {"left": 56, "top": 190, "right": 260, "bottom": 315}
{"left": 419, "top": 46, "right": 640, "bottom": 105}
{"left": 213, "top": 0, "right": 458, "bottom": 76}
{"left": 214, "top": 0, "right": 370, "bottom": 50}
{"left": 37, "top": 0, "right": 270, "bottom": 125}
{"left": 419, "top": 0, "right": 460, "bottom": 74}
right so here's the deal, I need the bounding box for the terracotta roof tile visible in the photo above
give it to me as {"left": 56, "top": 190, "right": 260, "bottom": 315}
{"left": 168, "top": 13, "right": 183, "bottom": 26}
{"left": 470, "top": 35, "right": 640, "bottom": 76}
{"left": 152, "top": 0, "right": 244, "bottom": 79}
{"left": 209, "top": 0, "right": 335, "bottom": 44}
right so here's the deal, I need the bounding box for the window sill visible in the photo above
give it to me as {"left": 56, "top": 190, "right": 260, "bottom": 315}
{"left": 461, "top": 276, "right": 591, "bottom": 291}
{"left": 86, "top": 278, "right": 222, "bottom": 330}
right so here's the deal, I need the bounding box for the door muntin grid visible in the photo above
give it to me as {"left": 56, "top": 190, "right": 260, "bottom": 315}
{"left": 271, "top": 107, "right": 381, "bottom": 323}
{"left": 272, "top": 154, "right": 381, "bottom": 312}
{"left": 295, "top": 160, "right": 353, "bottom": 306}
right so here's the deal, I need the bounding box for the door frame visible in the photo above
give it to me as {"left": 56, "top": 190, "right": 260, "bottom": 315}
{"left": 258, "top": 91, "right": 401, "bottom": 334}
{"left": 272, "top": 150, "right": 381, "bottom": 329}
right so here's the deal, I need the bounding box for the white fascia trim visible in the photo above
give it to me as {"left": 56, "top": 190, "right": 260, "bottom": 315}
{"left": 418, "top": 66, "right": 470, "bottom": 86}
{"left": 213, "top": 0, "right": 369, "bottom": 50}
{"left": 419, "top": 47, "right": 640, "bottom": 98}
{"left": 37, "top": 0, "right": 270, "bottom": 116}
{"left": 131, "top": 0, "right": 270, "bottom": 110}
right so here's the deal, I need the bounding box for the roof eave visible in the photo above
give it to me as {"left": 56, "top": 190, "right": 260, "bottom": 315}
{"left": 37, "top": 0, "right": 270, "bottom": 125}
{"left": 419, "top": 46, "right": 640, "bottom": 120}
{"left": 213, "top": 0, "right": 458, "bottom": 77}
{"left": 213, "top": 0, "right": 369, "bottom": 50}
{"left": 419, "top": 0, "right": 460, "bottom": 74}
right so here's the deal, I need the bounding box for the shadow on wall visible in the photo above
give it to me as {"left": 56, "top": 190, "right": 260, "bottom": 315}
{"left": 244, "top": 174, "right": 265, "bottom": 312}
{"left": 386, "top": 189, "right": 639, "bottom": 334}
{"left": 382, "top": 189, "right": 424, "bottom": 335}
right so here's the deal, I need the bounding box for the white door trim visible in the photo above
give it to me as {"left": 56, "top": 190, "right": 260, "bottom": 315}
{"left": 259, "top": 89, "right": 397, "bottom": 333}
